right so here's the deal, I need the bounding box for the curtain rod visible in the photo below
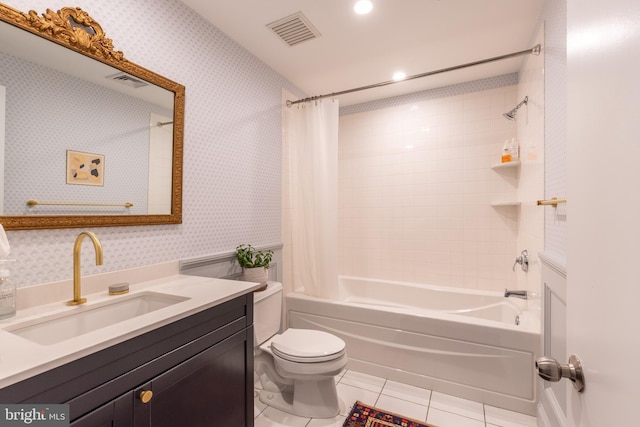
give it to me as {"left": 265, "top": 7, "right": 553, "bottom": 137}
{"left": 286, "top": 44, "right": 541, "bottom": 107}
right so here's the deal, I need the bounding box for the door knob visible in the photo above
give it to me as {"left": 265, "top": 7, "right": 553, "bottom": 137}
{"left": 535, "top": 354, "right": 585, "bottom": 392}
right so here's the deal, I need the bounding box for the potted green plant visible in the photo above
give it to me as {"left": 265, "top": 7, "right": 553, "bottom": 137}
{"left": 235, "top": 244, "right": 273, "bottom": 288}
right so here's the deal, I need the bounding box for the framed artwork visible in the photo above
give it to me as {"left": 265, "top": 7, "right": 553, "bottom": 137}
{"left": 66, "top": 150, "right": 104, "bottom": 186}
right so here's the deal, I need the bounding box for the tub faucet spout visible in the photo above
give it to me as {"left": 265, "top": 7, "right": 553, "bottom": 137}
{"left": 504, "top": 289, "right": 527, "bottom": 299}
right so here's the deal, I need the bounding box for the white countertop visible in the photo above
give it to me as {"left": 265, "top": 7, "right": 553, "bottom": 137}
{"left": 0, "top": 274, "right": 261, "bottom": 388}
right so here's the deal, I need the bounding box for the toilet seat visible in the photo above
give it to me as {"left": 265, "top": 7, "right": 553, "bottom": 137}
{"left": 269, "top": 329, "right": 346, "bottom": 363}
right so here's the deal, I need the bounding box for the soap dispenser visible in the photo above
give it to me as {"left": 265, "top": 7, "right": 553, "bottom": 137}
{"left": 0, "top": 259, "right": 16, "bottom": 319}
{"left": 0, "top": 225, "right": 15, "bottom": 319}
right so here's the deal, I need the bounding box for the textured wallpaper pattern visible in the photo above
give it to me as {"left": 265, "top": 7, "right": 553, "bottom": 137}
{"left": 542, "top": 0, "right": 568, "bottom": 262}
{"left": 3, "top": 0, "right": 302, "bottom": 287}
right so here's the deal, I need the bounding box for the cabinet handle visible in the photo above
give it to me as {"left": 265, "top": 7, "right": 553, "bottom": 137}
{"left": 139, "top": 390, "right": 153, "bottom": 404}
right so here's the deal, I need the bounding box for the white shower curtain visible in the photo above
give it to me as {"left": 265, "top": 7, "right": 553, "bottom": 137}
{"left": 286, "top": 99, "right": 339, "bottom": 299}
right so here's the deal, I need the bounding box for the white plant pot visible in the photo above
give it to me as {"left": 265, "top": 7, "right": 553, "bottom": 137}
{"left": 242, "top": 267, "right": 268, "bottom": 285}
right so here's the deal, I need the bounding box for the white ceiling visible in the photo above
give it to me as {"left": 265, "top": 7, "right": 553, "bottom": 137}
{"left": 179, "top": 0, "right": 544, "bottom": 106}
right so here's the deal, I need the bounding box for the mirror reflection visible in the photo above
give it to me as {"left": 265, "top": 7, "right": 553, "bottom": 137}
{"left": 0, "top": 4, "right": 184, "bottom": 229}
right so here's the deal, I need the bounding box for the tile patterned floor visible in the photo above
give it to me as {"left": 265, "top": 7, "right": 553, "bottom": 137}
{"left": 254, "top": 370, "right": 537, "bottom": 427}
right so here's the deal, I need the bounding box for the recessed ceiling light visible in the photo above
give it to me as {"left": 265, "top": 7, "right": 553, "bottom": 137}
{"left": 354, "top": 0, "right": 373, "bottom": 15}
{"left": 392, "top": 71, "right": 406, "bottom": 81}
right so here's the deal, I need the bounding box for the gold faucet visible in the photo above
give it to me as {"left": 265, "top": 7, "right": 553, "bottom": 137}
{"left": 67, "top": 231, "right": 103, "bottom": 306}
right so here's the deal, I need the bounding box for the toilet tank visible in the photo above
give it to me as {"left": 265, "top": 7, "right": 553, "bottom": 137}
{"left": 253, "top": 281, "right": 283, "bottom": 346}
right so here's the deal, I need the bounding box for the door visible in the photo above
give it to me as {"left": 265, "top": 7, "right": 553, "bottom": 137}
{"left": 566, "top": 0, "right": 640, "bottom": 424}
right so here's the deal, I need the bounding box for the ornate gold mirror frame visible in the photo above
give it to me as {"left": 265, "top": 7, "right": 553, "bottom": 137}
{"left": 0, "top": 4, "right": 184, "bottom": 229}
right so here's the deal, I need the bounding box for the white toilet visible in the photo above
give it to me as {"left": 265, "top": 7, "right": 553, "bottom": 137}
{"left": 253, "top": 282, "right": 347, "bottom": 418}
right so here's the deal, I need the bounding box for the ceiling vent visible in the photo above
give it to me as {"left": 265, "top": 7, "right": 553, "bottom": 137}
{"left": 106, "top": 72, "right": 148, "bottom": 88}
{"left": 266, "top": 12, "right": 321, "bottom": 47}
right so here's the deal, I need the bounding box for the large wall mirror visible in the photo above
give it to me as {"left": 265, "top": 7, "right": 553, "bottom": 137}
{"left": 0, "top": 4, "right": 184, "bottom": 229}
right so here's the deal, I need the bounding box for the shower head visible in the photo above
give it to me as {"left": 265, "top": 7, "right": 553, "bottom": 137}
{"left": 503, "top": 110, "right": 517, "bottom": 121}
{"left": 503, "top": 96, "right": 528, "bottom": 121}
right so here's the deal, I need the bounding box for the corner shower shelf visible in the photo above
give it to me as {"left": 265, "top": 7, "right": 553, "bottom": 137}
{"left": 491, "top": 160, "right": 520, "bottom": 207}
{"left": 491, "top": 160, "right": 521, "bottom": 170}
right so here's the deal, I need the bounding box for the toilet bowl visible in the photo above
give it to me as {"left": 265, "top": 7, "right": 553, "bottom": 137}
{"left": 253, "top": 282, "right": 347, "bottom": 418}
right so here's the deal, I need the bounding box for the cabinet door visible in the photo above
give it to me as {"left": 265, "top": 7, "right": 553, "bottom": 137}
{"left": 71, "top": 391, "right": 133, "bottom": 427}
{"left": 135, "top": 331, "right": 250, "bottom": 427}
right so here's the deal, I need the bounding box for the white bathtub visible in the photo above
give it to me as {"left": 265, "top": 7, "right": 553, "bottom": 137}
{"left": 286, "top": 276, "right": 540, "bottom": 415}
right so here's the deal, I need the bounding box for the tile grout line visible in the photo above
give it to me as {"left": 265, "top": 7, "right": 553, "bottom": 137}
{"left": 483, "top": 403, "right": 487, "bottom": 426}
{"left": 425, "top": 389, "right": 432, "bottom": 424}
{"left": 373, "top": 378, "right": 388, "bottom": 408}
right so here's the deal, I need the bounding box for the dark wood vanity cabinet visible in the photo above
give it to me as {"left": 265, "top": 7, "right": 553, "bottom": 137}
{"left": 0, "top": 293, "right": 254, "bottom": 427}
{"left": 132, "top": 331, "right": 248, "bottom": 426}
{"left": 69, "top": 392, "right": 133, "bottom": 427}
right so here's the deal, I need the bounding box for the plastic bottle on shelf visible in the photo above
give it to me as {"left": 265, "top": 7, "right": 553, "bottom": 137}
{"left": 509, "top": 138, "right": 520, "bottom": 161}
{"left": 501, "top": 140, "right": 512, "bottom": 163}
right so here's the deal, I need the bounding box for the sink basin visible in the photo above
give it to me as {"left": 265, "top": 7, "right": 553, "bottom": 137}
{"left": 6, "top": 292, "right": 189, "bottom": 345}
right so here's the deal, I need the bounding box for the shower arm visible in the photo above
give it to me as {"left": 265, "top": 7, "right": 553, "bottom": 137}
{"left": 513, "top": 97, "right": 528, "bottom": 110}
{"left": 287, "top": 44, "right": 541, "bottom": 106}
{"left": 503, "top": 96, "right": 529, "bottom": 120}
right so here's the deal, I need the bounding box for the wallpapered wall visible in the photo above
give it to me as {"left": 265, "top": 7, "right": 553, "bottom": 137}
{"left": 542, "top": 0, "right": 567, "bottom": 262}
{"left": 3, "top": 0, "right": 302, "bottom": 287}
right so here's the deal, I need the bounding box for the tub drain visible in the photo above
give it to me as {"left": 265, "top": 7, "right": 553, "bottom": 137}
{"left": 515, "top": 315, "right": 520, "bottom": 326}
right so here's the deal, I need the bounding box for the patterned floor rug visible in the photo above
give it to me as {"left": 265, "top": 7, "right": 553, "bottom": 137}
{"left": 343, "top": 401, "right": 437, "bottom": 427}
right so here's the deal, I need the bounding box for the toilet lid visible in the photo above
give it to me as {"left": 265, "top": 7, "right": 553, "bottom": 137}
{"left": 270, "top": 329, "right": 345, "bottom": 363}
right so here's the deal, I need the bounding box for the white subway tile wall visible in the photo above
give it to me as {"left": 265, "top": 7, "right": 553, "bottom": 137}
{"left": 338, "top": 83, "right": 524, "bottom": 292}
{"left": 515, "top": 25, "right": 545, "bottom": 299}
